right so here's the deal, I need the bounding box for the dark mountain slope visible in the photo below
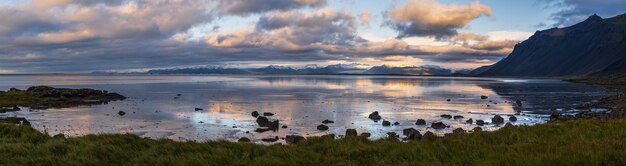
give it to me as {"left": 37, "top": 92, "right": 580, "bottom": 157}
{"left": 478, "top": 14, "right": 626, "bottom": 77}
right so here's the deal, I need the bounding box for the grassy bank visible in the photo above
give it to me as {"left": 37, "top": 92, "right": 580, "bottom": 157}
{"left": 568, "top": 74, "right": 626, "bottom": 85}
{"left": 1, "top": 120, "right": 625, "bottom": 165}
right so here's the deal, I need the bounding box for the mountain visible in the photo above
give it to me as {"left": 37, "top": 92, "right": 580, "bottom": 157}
{"left": 365, "top": 65, "right": 452, "bottom": 75}
{"left": 147, "top": 67, "right": 250, "bottom": 74}
{"left": 477, "top": 13, "right": 626, "bottom": 77}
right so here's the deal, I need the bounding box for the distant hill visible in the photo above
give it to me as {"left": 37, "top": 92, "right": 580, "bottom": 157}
{"left": 477, "top": 13, "right": 626, "bottom": 77}
{"left": 101, "top": 64, "right": 460, "bottom": 76}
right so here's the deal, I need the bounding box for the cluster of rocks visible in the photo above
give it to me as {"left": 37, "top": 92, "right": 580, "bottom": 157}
{"left": 2, "top": 86, "right": 127, "bottom": 110}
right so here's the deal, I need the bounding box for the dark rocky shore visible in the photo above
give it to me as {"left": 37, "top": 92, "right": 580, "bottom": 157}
{"left": 0, "top": 86, "right": 126, "bottom": 113}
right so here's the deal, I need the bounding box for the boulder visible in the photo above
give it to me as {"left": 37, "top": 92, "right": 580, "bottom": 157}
{"left": 345, "top": 129, "right": 358, "bottom": 137}
{"left": 509, "top": 116, "right": 518, "bottom": 122}
{"left": 238, "top": 137, "right": 251, "bottom": 142}
{"left": 322, "top": 119, "right": 334, "bottom": 124}
{"left": 422, "top": 131, "right": 437, "bottom": 140}
{"left": 261, "top": 136, "right": 279, "bottom": 142}
{"left": 360, "top": 132, "right": 371, "bottom": 138}
{"left": 387, "top": 132, "right": 399, "bottom": 140}
{"left": 492, "top": 115, "right": 505, "bottom": 125}
{"left": 466, "top": 118, "right": 473, "bottom": 124}
{"left": 481, "top": 95, "right": 489, "bottom": 99}
{"left": 117, "top": 111, "right": 126, "bottom": 116}
{"left": 393, "top": 122, "right": 400, "bottom": 125}
{"left": 251, "top": 111, "right": 260, "bottom": 117}
{"left": 317, "top": 124, "right": 329, "bottom": 131}
{"left": 382, "top": 120, "right": 391, "bottom": 126}
{"left": 453, "top": 115, "right": 464, "bottom": 119}
{"left": 505, "top": 122, "right": 514, "bottom": 127}
{"left": 472, "top": 127, "right": 483, "bottom": 132}
{"left": 368, "top": 111, "right": 382, "bottom": 121}
{"left": 285, "top": 135, "right": 305, "bottom": 144}
{"left": 263, "top": 112, "right": 274, "bottom": 116}
{"left": 452, "top": 128, "right": 466, "bottom": 135}
{"left": 476, "top": 120, "right": 486, "bottom": 126}
{"left": 256, "top": 116, "right": 279, "bottom": 130}
{"left": 415, "top": 119, "right": 426, "bottom": 125}
{"left": 431, "top": 122, "right": 447, "bottom": 129}
{"left": 194, "top": 108, "right": 203, "bottom": 111}
{"left": 403, "top": 128, "right": 422, "bottom": 140}
{"left": 440, "top": 114, "right": 452, "bottom": 119}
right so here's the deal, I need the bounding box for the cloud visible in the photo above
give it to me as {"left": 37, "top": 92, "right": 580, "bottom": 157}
{"left": 358, "top": 11, "right": 373, "bottom": 26}
{"left": 386, "top": 0, "right": 492, "bottom": 38}
{"left": 538, "top": 0, "right": 626, "bottom": 27}
{"left": 215, "top": 0, "right": 326, "bottom": 16}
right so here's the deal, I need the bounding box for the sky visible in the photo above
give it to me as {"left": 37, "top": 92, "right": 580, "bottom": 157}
{"left": 0, "top": 0, "right": 625, "bottom": 73}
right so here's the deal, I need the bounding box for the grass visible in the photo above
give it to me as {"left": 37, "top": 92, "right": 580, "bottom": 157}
{"left": 568, "top": 74, "right": 626, "bottom": 85}
{"left": 0, "top": 91, "right": 43, "bottom": 113}
{"left": 0, "top": 120, "right": 625, "bottom": 165}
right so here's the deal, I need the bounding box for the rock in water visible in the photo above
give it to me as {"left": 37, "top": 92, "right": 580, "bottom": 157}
{"left": 360, "top": 132, "right": 371, "bottom": 138}
{"left": 453, "top": 115, "right": 464, "bottom": 119}
{"left": 118, "top": 111, "right": 126, "bottom": 116}
{"left": 481, "top": 95, "right": 489, "bottom": 99}
{"left": 345, "top": 129, "right": 358, "bottom": 137}
{"left": 251, "top": 111, "right": 260, "bottom": 117}
{"left": 415, "top": 119, "right": 426, "bottom": 125}
{"left": 492, "top": 115, "right": 505, "bottom": 124}
{"left": 368, "top": 111, "right": 382, "bottom": 121}
{"left": 440, "top": 114, "right": 452, "bottom": 119}
{"left": 452, "top": 128, "right": 466, "bottom": 135}
{"left": 393, "top": 122, "right": 400, "bottom": 125}
{"left": 322, "top": 119, "right": 334, "bottom": 124}
{"left": 473, "top": 127, "right": 483, "bottom": 132}
{"left": 509, "top": 116, "right": 518, "bottom": 122}
{"left": 382, "top": 120, "right": 391, "bottom": 126}
{"left": 238, "top": 137, "right": 251, "bottom": 142}
{"left": 285, "top": 135, "right": 305, "bottom": 144}
{"left": 476, "top": 120, "right": 486, "bottom": 126}
{"left": 431, "top": 122, "right": 447, "bottom": 129}
{"left": 466, "top": 118, "right": 473, "bottom": 124}
{"left": 194, "top": 108, "right": 203, "bottom": 111}
{"left": 317, "top": 124, "right": 329, "bottom": 131}
{"left": 261, "top": 136, "right": 279, "bottom": 142}
{"left": 403, "top": 128, "right": 421, "bottom": 140}
{"left": 263, "top": 112, "right": 274, "bottom": 116}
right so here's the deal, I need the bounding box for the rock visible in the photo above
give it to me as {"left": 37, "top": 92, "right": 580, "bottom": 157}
{"left": 317, "top": 124, "right": 329, "bottom": 131}
{"left": 393, "top": 122, "right": 400, "bottom": 125}
{"left": 117, "top": 111, "right": 126, "bottom": 116}
{"left": 263, "top": 112, "right": 274, "bottom": 116}
{"left": 238, "top": 137, "right": 251, "bottom": 142}
{"left": 256, "top": 116, "right": 279, "bottom": 130}
{"left": 516, "top": 100, "right": 523, "bottom": 107}
{"left": 476, "top": 120, "right": 486, "bottom": 126}
{"left": 281, "top": 125, "right": 288, "bottom": 129}
{"left": 422, "top": 131, "right": 437, "bottom": 140}
{"left": 382, "top": 120, "right": 391, "bottom": 126}
{"left": 402, "top": 128, "right": 422, "bottom": 140}
{"left": 466, "top": 118, "right": 473, "bottom": 124}
{"left": 254, "top": 128, "right": 272, "bottom": 133}
{"left": 322, "top": 119, "right": 334, "bottom": 124}
{"left": 415, "top": 119, "right": 426, "bottom": 125}
{"left": 492, "top": 115, "right": 505, "bottom": 124}
{"left": 509, "top": 116, "right": 518, "bottom": 122}
{"left": 177, "top": 94, "right": 181, "bottom": 96}
{"left": 321, "top": 134, "right": 335, "bottom": 139}
{"left": 446, "top": 99, "right": 451, "bottom": 102}
{"left": 452, "top": 128, "right": 466, "bottom": 135}
{"left": 453, "top": 115, "right": 464, "bottom": 119}
{"left": 285, "top": 135, "right": 305, "bottom": 144}
{"left": 261, "top": 136, "right": 279, "bottom": 142}
{"left": 368, "top": 111, "right": 382, "bottom": 121}
{"left": 481, "top": 95, "right": 489, "bottom": 99}
{"left": 440, "top": 114, "right": 452, "bottom": 119}
{"left": 53, "top": 134, "right": 65, "bottom": 139}
{"left": 345, "top": 129, "right": 358, "bottom": 137}
{"left": 550, "top": 111, "right": 560, "bottom": 120}
{"left": 472, "top": 127, "right": 483, "bottom": 132}
{"left": 194, "top": 108, "right": 203, "bottom": 111}
{"left": 431, "top": 122, "right": 447, "bottom": 129}
{"left": 251, "top": 111, "right": 260, "bottom": 117}
{"left": 505, "top": 122, "right": 514, "bottom": 127}
{"left": 387, "top": 132, "right": 399, "bottom": 140}
{"left": 360, "top": 132, "right": 371, "bottom": 138}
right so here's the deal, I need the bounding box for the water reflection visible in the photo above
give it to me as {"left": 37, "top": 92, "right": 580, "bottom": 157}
{"left": 0, "top": 75, "right": 612, "bottom": 143}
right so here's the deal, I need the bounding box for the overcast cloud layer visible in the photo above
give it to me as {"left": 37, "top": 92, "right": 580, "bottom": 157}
{"left": 0, "top": 0, "right": 623, "bottom": 73}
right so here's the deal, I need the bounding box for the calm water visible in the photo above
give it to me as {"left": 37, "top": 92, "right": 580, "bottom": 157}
{"left": 0, "top": 75, "right": 612, "bottom": 143}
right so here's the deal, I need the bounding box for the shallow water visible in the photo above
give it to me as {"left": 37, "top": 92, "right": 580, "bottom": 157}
{"left": 0, "top": 75, "right": 613, "bottom": 143}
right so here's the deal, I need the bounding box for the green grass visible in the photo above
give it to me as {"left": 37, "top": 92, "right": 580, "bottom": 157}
{"left": 1, "top": 120, "right": 625, "bottom": 165}
{"left": 0, "top": 91, "right": 44, "bottom": 107}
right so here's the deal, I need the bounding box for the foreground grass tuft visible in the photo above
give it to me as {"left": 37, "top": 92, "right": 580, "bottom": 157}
{"left": 1, "top": 120, "right": 625, "bottom": 165}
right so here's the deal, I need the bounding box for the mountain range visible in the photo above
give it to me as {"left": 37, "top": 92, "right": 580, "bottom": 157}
{"left": 477, "top": 13, "right": 626, "bottom": 77}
